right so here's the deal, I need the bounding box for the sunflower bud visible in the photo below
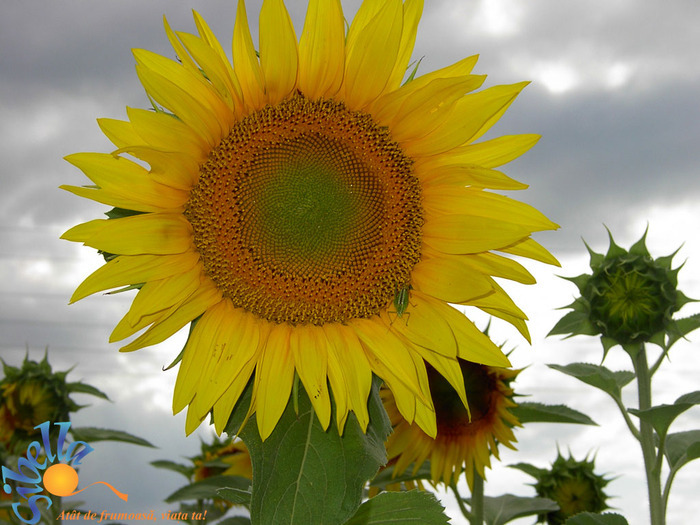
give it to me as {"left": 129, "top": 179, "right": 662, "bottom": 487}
{"left": 524, "top": 452, "right": 611, "bottom": 525}
{"left": 0, "top": 354, "right": 77, "bottom": 452}
{"left": 549, "top": 228, "right": 695, "bottom": 355}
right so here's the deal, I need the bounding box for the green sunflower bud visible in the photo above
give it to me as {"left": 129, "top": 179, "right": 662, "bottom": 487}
{"left": 522, "top": 452, "right": 611, "bottom": 525}
{"left": 549, "top": 228, "right": 697, "bottom": 356}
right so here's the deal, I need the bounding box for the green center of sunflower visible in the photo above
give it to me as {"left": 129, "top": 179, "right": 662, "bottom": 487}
{"left": 185, "top": 94, "right": 422, "bottom": 325}
{"left": 586, "top": 255, "right": 677, "bottom": 343}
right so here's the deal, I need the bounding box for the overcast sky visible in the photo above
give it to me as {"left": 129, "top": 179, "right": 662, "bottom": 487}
{"left": 2, "top": 1, "right": 700, "bottom": 524}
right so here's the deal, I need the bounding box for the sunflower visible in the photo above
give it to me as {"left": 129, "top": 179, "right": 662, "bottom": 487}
{"left": 61, "top": 0, "right": 558, "bottom": 440}
{"left": 382, "top": 361, "right": 520, "bottom": 489}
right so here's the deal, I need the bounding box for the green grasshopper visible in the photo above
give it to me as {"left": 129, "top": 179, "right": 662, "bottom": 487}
{"left": 389, "top": 283, "right": 413, "bottom": 325}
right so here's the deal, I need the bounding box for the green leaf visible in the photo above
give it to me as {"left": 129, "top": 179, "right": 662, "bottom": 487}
{"left": 66, "top": 382, "right": 110, "bottom": 401}
{"left": 564, "top": 512, "right": 629, "bottom": 524}
{"left": 241, "top": 376, "right": 391, "bottom": 525}
{"left": 369, "top": 462, "right": 432, "bottom": 488}
{"left": 150, "top": 460, "right": 192, "bottom": 479}
{"left": 69, "top": 427, "right": 154, "bottom": 447}
{"left": 664, "top": 430, "right": 700, "bottom": 471}
{"left": 217, "top": 487, "right": 252, "bottom": 506}
{"left": 105, "top": 207, "right": 144, "bottom": 219}
{"left": 548, "top": 363, "right": 634, "bottom": 400}
{"left": 482, "top": 494, "right": 559, "bottom": 525}
{"left": 628, "top": 390, "right": 700, "bottom": 440}
{"left": 218, "top": 518, "right": 252, "bottom": 525}
{"left": 343, "top": 490, "right": 449, "bottom": 525}
{"left": 165, "top": 475, "right": 251, "bottom": 503}
{"left": 510, "top": 402, "right": 597, "bottom": 426}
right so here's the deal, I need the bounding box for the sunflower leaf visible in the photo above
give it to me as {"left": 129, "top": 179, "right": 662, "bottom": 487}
{"left": 481, "top": 493, "right": 559, "bottom": 525}
{"left": 217, "top": 486, "right": 252, "bottom": 506}
{"left": 563, "top": 512, "right": 629, "bottom": 524}
{"left": 628, "top": 391, "right": 700, "bottom": 441}
{"left": 548, "top": 363, "right": 635, "bottom": 401}
{"left": 69, "top": 427, "right": 154, "bottom": 447}
{"left": 240, "top": 376, "right": 391, "bottom": 525}
{"left": 150, "top": 460, "right": 192, "bottom": 479}
{"left": 510, "top": 402, "right": 597, "bottom": 426}
{"left": 343, "top": 490, "right": 449, "bottom": 525}
{"left": 66, "top": 381, "right": 110, "bottom": 401}
{"left": 664, "top": 430, "right": 700, "bottom": 471}
{"left": 164, "top": 475, "right": 250, "bottom": 503}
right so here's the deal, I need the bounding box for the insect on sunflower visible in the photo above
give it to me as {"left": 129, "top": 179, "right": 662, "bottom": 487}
{"left": 62, "top": 0, "right": 558, "bottom": 440}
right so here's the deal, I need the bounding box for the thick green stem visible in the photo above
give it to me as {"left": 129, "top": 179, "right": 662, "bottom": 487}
{"left": 633, "top": 345, "right": 665, "bottom": 525}
{"left": 469, "top": 471, "right": 484, "bottom": 525}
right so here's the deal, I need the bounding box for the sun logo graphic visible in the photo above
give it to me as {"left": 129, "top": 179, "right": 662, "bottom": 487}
{"left": 1, "top": 421, "right": 127, "bottom": 525}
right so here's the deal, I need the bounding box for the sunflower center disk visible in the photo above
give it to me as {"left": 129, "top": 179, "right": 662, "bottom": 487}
{"left": 185, "top": 95, "right": 422, "bottom": 325}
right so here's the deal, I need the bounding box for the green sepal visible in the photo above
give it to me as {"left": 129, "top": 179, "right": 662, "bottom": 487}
{"left": 628, "top": 391, "right": 700, "bottom": 441}
{"left": 583, "top": 240, "right": 604, "bottom": 269}
{"left": 548, "top": 363, "right": 634, "bottom": 401}
{"left": 481, "top": 494, "right": 559, "bottom": 525}
{"left": 562, "top": 274, "right": 591, "bottom": 295}
{"left": 603, "top": 228, "right": 627, "bottom": 259}
{"left": 564, "top": 512, "right": 629, "bottom": 525}
{"left": 343, "top": 490, "right": 449, "bottom": 525}
{"left": 665, "top": 313, "right": 700, "bottom": 351}
{"left": 104, "top": 207, "right": 144, "bottom": 220}
{"left": 548, "top": 308, "right": 599, "bottom": 338}
{"left": 509, "top": 462, "right": 549, "bottom": 479}
{"left": 69, "top": 427, "right": 154, "bottom": 447}
{"left": 510, "top": 402, "right": 597, "bottom": 426}
{"left": 164, "top": 475, "right": 250, "bottom": 503}
{"left": 664, "top": 430, "right": 700, "bottom": 471}
{"left": 239, "top": 376, "right": 391, "bottom": 525}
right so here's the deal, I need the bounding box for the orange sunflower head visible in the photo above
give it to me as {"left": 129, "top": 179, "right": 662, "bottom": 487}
{"left": 61, "top": 0, "right": 558, "bottom": 441}
{"left": 383, "top": 359, "right": 521, "bottom": 489}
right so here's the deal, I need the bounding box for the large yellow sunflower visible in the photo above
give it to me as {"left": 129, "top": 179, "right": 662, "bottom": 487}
{"left": 61, "top": 0, "right": 558, "bottom": 440}
{"left": 382, "top": 361, "right": 521, "bottom": 489}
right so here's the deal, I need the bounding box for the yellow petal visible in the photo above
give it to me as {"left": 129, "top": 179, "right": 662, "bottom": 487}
{"left": 61, "top": 213, "right": 192, "bottom": 256}
{"left": 403, "top": 82, "right": 529, "bottom": 157}
{"left": 422, "top": 214, "right": 531, "bottom": 255}
{"left": 232, "top": 0, "right": 265, "bottom": 112}
{"left": 192, "top": 308, "right": 261, "bottom": 419}
{"left": 385, "top": 0, "right": 424, "bottom": 92}
{"left": 499, "top": 237, "right": 561, "bottom": 266}
{"left": 298, "top": 0, "right": 345, "bottom": 99}
{"left": 412, "top": 291, "right": 511, "bottom": 367}
{"left": 350, "top": 317, "right": 429, "bottom": 406}
{"left": 417, "top": 133, "right": 540, "bottom": 170}
{"left": 134, "top": 49, "right": 231, "bottom": 137}
{"left": 343, "top": 0, "right": 403, "bottom": 109}
{"left": 173, "top": 299, "right": 230, "bottom": 413}
{"left": 377, "top": 76, "right": 486, "bottom": 142}
{"left": 114, "top": 145, "right": 199, "bottom": 191}
{"left": 126, "top": 107, "right": 209, "bottom": 161}
{"left": 416, "top": 163, "right": 528, "bottom": 191}
{"left": 423, "top": 186, "right": 559, "bottom": 232}
{"left": 64, "top": 152, "right": 189, "bottom": 207}
{"left": 290, "top": 325, "right": 331, "bottom": 430}
{"left": 97, "top": 118, "right": 141, "bottom": 149}
{"left": 323, "top": 323, "right": 372, "bottom": 431}
{"left": 259, "top": 0, "right": 298, "bottom": 105}
{"left": 420, "top": 248, "right": 535, "bottom": 285}
{"left": 127, "top": 265, "right": 201, "bottom": 326}
{"left": 59, "top": 185, "right": 171, "bottom": 214}
{"left": 119, "top": 280, "right": 222, "bottom": 352}
{"left": 253, "top": 322, "right": 295, "bottom": 440}
{"left": 411, "top": 255, "right": 494, "bottom": 305}
{"left": 135, "top": 63, "right": 221, "bottom": 147}
{"left": 69, "top": 253, "right": 200, "bottom": 303}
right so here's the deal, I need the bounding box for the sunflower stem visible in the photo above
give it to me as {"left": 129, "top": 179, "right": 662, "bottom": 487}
{"left": 633, "top": 343, "right": 665, "bottom": 525}
{"left": 469, "top": 470, "right": 485, "bottom": 525}
{"left": 450, "top": 480, "right": 472, "bottom": 521}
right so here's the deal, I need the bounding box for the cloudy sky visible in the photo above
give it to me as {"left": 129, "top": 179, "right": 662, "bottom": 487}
{"left": 2, "top": 1, "right": 700, "bottom": 523}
